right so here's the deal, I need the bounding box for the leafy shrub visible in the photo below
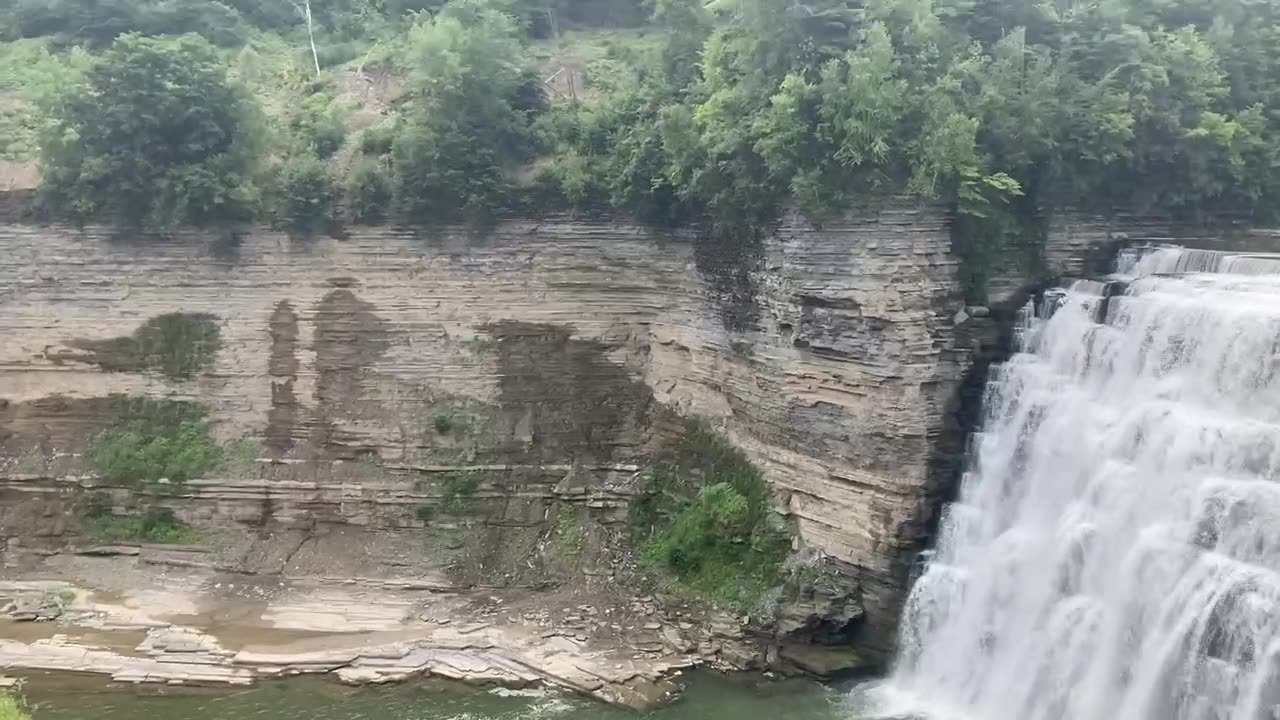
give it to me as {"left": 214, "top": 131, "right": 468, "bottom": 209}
{"left": 389, "top": 0, "right": 545, "bottom": 223}
{"left": 514, "top": 163, "right": 570, "bottom": 215}
{"left": 291, "top": 91, "right": 346, "bottom": 159}
{"left": 432, "top": 412, "right": 453, "bottom": 434}
{"left": 270, "top": 154, "right": 337, "bottom": 236}
{"left": 415, "top": 505, "right": 435, "bottom": 524}
{"left": 530, "top": 153, "right": 608, "bottom": 212}
{"left": 0, "top": 691, "right": 30, "bottom": 720}
{"left": 359, "top": 124, "right": 397, "bottom": 156}
{"left": 346, "top": 157, "right": 393, "bottom": 224}
{"left": 632, "top": 419, "right": 791, "bottom": 610}
{"left": 39, "top": 34, "right": 259, "bottom": 228}
{"left": 7, "top": 0, "right": 247, "bottom": 48}
{"left": 81, "top": 505, "right": 198, "bottom": 544}
{"left": 551, "top": 506, "right": 584, "bottom": 559}
{"left": 86, "top": 398, "right": 223, "bottom": 484}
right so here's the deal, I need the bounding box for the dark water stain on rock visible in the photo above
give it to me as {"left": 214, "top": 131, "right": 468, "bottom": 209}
{"left": 484, "top": 321, "right": 651, "bottom": 463}
{"left": 71, "top": 313, "right": 222, "bottom": 380}
{"left": 693, "top": 230, "right": 763, "bottom": 333}
{"left": 208, "top": 230, "right": 246, "bottom": 263}
{"left": 268, "top": 301, "right": 301, "bottom": 377}
{"left": 266, "top": 301, "right": 300, "bottom": 455}
{"left": 309, "top": 289, "right": 391, "bottom": 455}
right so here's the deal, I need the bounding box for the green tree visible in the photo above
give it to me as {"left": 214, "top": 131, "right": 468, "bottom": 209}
{"left": 4, "top": 0, "right": 247, "bottom": 47}
{"left": 269, "top": 154, "right": 337, "bottom": 236}
{"left": 346, "top": 156, "right": 393, "bottom": 224}
{"left": 39, "top": 33, "right": 261, "bottom": 229}
{"left": 390, "top": 0, "right": 546, "bottom": 223}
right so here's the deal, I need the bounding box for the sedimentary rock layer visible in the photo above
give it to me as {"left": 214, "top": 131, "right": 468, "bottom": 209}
{"left": 0, "top": 202, "right": 991, "bottom": 658}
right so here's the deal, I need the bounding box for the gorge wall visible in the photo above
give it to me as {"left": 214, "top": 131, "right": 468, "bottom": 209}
{"left": 0, "top": 200, "right": 1134, "bottom": 661}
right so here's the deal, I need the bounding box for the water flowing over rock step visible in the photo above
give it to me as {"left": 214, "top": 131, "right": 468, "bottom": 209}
{"left": 1122, "top": 245, "right": 1280, "bottom": 276}
{"left": 882, "top": 244, "right": 1280, "bottom": 720}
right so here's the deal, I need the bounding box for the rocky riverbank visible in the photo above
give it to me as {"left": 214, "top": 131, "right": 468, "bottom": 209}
{"left": 0, "top": 547, "right": 810, "bottom": 709}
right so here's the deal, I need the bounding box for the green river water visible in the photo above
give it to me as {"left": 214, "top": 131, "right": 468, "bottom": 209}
{"left": 22, "top": 673, "right": 878, "bottom": 720}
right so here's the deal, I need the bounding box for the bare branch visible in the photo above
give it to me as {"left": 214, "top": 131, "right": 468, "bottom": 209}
{"left": 288, "top": 0, "right": 321, "bottom": 76}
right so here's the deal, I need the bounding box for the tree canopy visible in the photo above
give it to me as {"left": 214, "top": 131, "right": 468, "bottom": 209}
{"left": 38, "top": 33, "right": 259, "bottom": 228}
{"left": 4, "top": 0, "right": 1279, "bottom": 291}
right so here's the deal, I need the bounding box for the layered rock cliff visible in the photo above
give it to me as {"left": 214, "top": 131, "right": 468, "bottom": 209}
{"left": 0, "top": 200, "right": 1134, "bottom": 663}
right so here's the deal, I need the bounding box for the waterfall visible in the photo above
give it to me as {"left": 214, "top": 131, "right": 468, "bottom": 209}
{"left": 873, "top": 245, "right": 1280, "bottom": 720}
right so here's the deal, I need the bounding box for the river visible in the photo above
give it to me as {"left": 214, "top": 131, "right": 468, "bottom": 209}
{"left": 22, "top": 672, "right": 874, "bottom": 720}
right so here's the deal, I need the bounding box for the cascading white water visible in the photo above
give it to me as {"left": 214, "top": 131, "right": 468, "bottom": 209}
{"left": 873, "top": 245, "right": 1280, "bottom": 720}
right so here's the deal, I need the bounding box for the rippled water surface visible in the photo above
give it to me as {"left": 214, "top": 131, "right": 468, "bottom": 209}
{"left": 24, "top": 673, "right": 867, "bottom": 720}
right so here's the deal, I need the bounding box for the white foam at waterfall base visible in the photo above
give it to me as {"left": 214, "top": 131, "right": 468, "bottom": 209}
{"left": 868, "top": 246, "right": 1280, "bottom": 720}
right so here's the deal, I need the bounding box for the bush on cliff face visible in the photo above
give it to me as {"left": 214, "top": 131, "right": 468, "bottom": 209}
{"left": 86, "top": 397, "right": 223, "bottom": 484}
{"left": 79, "top": 503, "right": 198, "bottom": 544}
{"left": 633, "top": 419, "right": 791, "bottom": 611}
{"left": 267, "top": 153, "right": 338, "bottom": 237}
{"left": 346, "top": 157, "right": 393, "bottom": 225}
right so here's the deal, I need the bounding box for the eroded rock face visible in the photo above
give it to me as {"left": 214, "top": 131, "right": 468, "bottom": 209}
{"left": 647, "top": 204, "right": 971, "bottom": 657}
{"left": 0, "top": 202, "right": 1112, "bottom": 663}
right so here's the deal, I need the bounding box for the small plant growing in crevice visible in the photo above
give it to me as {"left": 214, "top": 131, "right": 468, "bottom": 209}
{"left": 551, "top": 505, "right": 585, "bottom": 560}
{"left": 415, "top": 505, "right": 436, "bottom": 525}
{"left": 433, "top": 412, "right": 453, "bottom": 434}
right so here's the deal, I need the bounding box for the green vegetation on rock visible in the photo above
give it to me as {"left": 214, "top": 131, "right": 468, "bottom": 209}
{"left": 633, "top": 419, "right": 791, "bottom": 611}
{"left": 551, "top": 505, "right": 585, "bottom": 559}
{"left": 221, "top": 438, "right": 260, "bottom": 476}
{"left": 415, "top": 504, "right": 436, "bottom": 524}
{"left": 78, "top": 499, "right": 198, "bottom": 543}
{"left": 86, "top": 397, "right": 223, "bottom": 484}
{"left": 77, "top": 496, "right": 199, "bottom": 544}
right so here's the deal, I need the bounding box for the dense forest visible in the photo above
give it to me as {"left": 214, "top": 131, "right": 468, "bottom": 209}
{"left": 2, "top": 0, "right": 1279, "bottom": 295}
